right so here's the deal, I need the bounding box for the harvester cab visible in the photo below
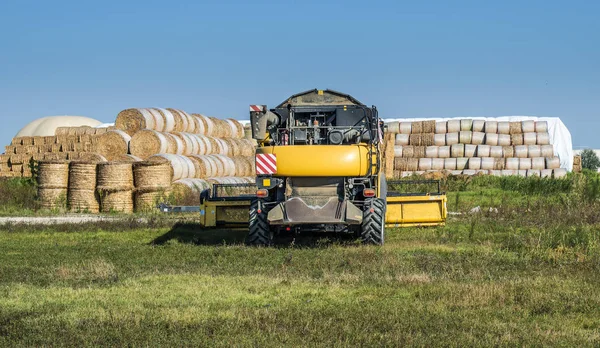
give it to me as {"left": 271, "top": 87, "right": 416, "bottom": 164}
{"left": 248, "top": 89, "right": 387, "bottom": 245}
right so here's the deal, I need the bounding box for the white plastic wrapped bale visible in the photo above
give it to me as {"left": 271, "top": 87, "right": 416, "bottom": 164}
{"left": 490, "top": 146, "right": 503, "bottom": 158}
{"left": 489, "top": 170, "right": 502, "bottom": 176}
{"left": 484, "top": 121, "right": 498, "bottom": 133}
{"left": 446, "top": 132, "right": 459, "bottom": 145}
{"left": 485, "top": 133, "right": 499, "bottom": 146}
{"left": 386, "top": 122, "right": 399, "bottom": 133}
{"left": 468, "top": 157, "right": 481, "bottom": 170}
{"left": 464, "top": 144, "right": 477, "bottom": 157}
{"left": 447, "top": 120, "right": 461, "bottom": 133}
{"left": 514, "top": 145, "right": 528, "bottom": 158}
{"left": 501, "top": 170, "right": 516, "bottom": 176}
{"left": 395, "top": 134, "right": 409, "bottom": 145}
{"left": 425, "top": 146, "right": 438, "bottom": 158}
{"left": 527, "top": 170, "right": 540, "bottom": 177}
{"left": 531, "top": 158, "right": 545, "bottom": 170}
{"left": 472, "top": 120, "right": 485, "bottom": 132}
{"left": 431, "top": 158, "right": 445, "bottom": 170}
{"left": 438, "top": 146, "right": 450, "bottom": 158}
{"left": 148, "top": 154, "right": 196, "bottom": 181}
{"left": 528, "top": 145, "right": 541, "bottom": 158}
{"left": 393, "top": 146, "right": 403, "bottom": 158}
{"left": 435, "top": 122, "right": 447, "bottom": 134}
{"left": 523, "top": 132, "right": 537, "bottom": 145}
{"left": 540, "top": 169, "right": 553, "bottom": 178}
{"left": 481, "top": 157, "right": 495, "bottom": 170}
{"left": 517, "top": 170, "right": 528, "bottom": 177}
{"left": 418, "top": 158, "right": 432, "bottom": 171}
{"left": 545, "top": 157, "right": 560, "bottom": 169}
{"left": 471, "top": 132, "right": 485, "bottom": 145}
{"left": 477, "top": 145, "right": 491, "bottom": 157}
{"left": 434, "top": 134, "right": 446, "bottom": 146}
{"left": 444, "top": 158, "right": 457, "bottom": 170}
{"left": 505, "top": 158, "right": 519, "bottom": 170}
{"left": 456, "top": 158, "right": 468, "bottom": 170}
{"left": 519, "top": 158, "right": 532, "bottom": 170}
{"left": 462, "top": 170, "right": 477, "bottom": 176}
{"left": 451, "top": 144, "right": 465, "bottom": 157}
{"left": 553, "top": 168, "right": 567, "bottom": 178}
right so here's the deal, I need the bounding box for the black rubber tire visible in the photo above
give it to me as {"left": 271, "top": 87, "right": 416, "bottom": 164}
{"left": 360, "top": 198, "right": 385, "bottom": 245}
{"left": 246, "top": 199, "right": 273, "bottom": 246}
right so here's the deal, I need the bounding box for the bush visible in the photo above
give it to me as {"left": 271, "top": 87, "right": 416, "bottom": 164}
{"left": 0, "top": 177, "right": 38, "bottom": 214}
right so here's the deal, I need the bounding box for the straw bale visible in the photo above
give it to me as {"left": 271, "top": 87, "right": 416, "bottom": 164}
{"left": 11, "top": 164, "right": 23, "bottom": 173}
{"left": 115, "top": 108, "right": 155, "bottom": 135}
{"left": 68, "top": 189, "right": 99, "bottom": 213}
{"left": 386, "top": 121, "right": 399, "bottom": 133}
{"left": 133, "top": 160, "right": 172, "bottom": 191}
{"left": 399, "top": 122, "right": 412, "bottom": 134}
{"left": 14, "top": 146, "right": 27, "bottom": 155}
{"left": 68, "top": 162, "right": 97, "bottom": 190}
{"left": 535, "top": 121, "right": 548, "bottom": 133}
{"left": 493, "top": 158, "right": 506, "bottom": 170}
{"left": 97, "top": 162, "right": 134, "bottom": 191}
{"left": 129, "top": 129, "right": 170, "bottom": 160}
{"left": 413, "top": 146, "right": 426, "bottom": 159}
{"left": 79, "top": 134, "right": 92, "bottom": 144}
{"left": 460, "top": 119, "right": 472, "bottom": 131}
{"left": 99, "top": 190, "right": 134, "bottom": 213}
{"left": 10, "top": 154, "right": 24, "bottom": 164}
{"left": 134, "top": 190, "right": 170, "bottom": 212}
{"left": 226, "top": 119, "right": 245, "bottom": 138}
{"left": 113, "top": 154, "right": 142, "bottom": 162}
{"left": 78, "top": 153, "right": 108, "bottom": 163}
{"left": 20, "top": 137, "right": 34, "bottom": 146}
{"left": 410, "top": 121, "right": 423, "bottom": 134}
{"left": 189, "top": 155, "right": 213, "bottom": 178}
{"left": 32, "top": 136, "right": 44, "bottom": 146}
{"left": 95, "top": 130, "right": 131, "bottom": 161}
{"left": 37, "top": 160, "right": 69, "bottom": 189}
{"left": 192, "top": 114, "right": 214, "bottom": 136}
{"left": 435, "top": 122, "right": 447, "bottom": 134}
{"left": 401, "top": 145, "right": 415, "bottom": 158}
{"left": 509, "top": 122, "right": 522, "bottom": 135}
{"left": 5, "top": 145, "right": 16, "bottom": 154}
{"left": 166, "top": 108, "right": 186, "bottom": 132}
{"left": 95, "top": 128, "right": 108, "bottom": 135}
{"left": 55, "top": 135, "right": 68, "bottom": 144}
{"left": 67, "top": 152, "right": 81, "bottom": 160}
{"left": 573, "top": 155, "right": 581, "bottom": 165}
{"left": 38, "top": 188, "right": 67, "bottom": 210}
{"left": 511, "top": 134, "right": 524, "bottom": 146}
{"left": 11, "top": 138, "right": 23, "bottom": 146}
{"left": 394, "top": 158, "right": 419, "bottom": 171}
{"left": 502, "top": 146, "right": 514, "bottom": 158}
{"left": 55, "top": 127, "right": 70, "bottom": 136}
{"left": 422, "top": 120, "right": 436, "bottom": 133}
{"left": 0, "top": 154, "right": 9, "bottom": 163}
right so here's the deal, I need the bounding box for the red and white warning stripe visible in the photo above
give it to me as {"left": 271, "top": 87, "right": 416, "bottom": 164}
{"left": 256, "top": 154, "right": 277, "bottom": 175}
{"left": 250, "top": 105, "right": 264, "bottom": 112}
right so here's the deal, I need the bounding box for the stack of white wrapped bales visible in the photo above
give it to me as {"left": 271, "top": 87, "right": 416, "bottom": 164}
{"left": 384, "top": 119, "right": 567, "bottom": 178}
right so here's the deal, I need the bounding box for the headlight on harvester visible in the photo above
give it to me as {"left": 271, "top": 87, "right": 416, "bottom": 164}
{"left": 257, "top": 189, "right": 269, "bottom": 198}
{"left": 363, "top": 188, "right": 376, "bottom": 198}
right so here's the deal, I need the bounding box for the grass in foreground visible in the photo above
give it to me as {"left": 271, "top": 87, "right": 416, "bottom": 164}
{"left": 1, "top": 173, "right": 600, "bottom": 346}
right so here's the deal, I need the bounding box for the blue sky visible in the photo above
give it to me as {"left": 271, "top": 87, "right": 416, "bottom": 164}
{"left": 1, "top": 0, "right": 598, "bottom": 148}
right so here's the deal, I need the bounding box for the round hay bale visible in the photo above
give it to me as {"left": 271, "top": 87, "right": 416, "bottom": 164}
{"left": 130, "top": 130, "right": 169, "bottom": 159}
{"left": 413, "top": 146, "right": 426, "bottom": 159}
{"left": 462, "top": 170, "right": 477, "bottom": 176}
{"left": 481, "top": 157, "right": 494, "bottom": 170}
{"left": 435, "top": 121, "right": 447, "bottom": 134}
{"left": 193, "top": 114, "right": 215, "bottom": 136}
{"left": 498, "top": 134, "right": 511, "bottom": 146}
{"left": 37, "top": 160, "right": 69, "bottom": 188}
{"left": 206, "top": 155, "right": 227, "bottom": 177}
{"left": 418, "top": 158, "right": 432, "bottom": 171}
{"left": 447, "top": 120, "right": 461, "bottom": 133}
{"left": 472, "top": 120, "right": 485, "bottom": 132}
{"left": 477, "top": 145, "right": 491, "bottom": 157}
{"left": 456, "top": 158, "right": 468, "bottom": 170}
{"left": 459, "top": 131, "right": 472, "bottom": 144}
{"left": 517, "top": 170, "right": 528, "bottom": 177}
{"left": 396, "top": 158, "right": 419, "bottom": 171}
{"left": 493, "top": 158, "right": 505, "bottom": 170}
{"left": 237, "top": 139, "right": 255, "bottom": 157}
{"left": 386, "top": 121, "right": 399, "bottom": 133}
{"left": 153, "top": 108, "right": 177, "bottom": 132}
{"left": 545, "top": 157, "right": 560, "bottom": 169}
{"left": 393, "top": 146, "right": 403, "bottom": 158}
{"left": 97, "top": 162, "right": 134, "bottom": 192}
{"left": 540, "top": 169, "right": 552, "bottom": 178}
{"left": 431, "top": 158, "right": 445, "bottom": 170}
{"left": 395, "top": 134, "right": 409, "bottom": 146}
{"left": 434, "top": 134, "right": 446, "bottom": 146}
{"left": 394, "top": 158, "right": 406, "bottom": 171}
{"left": 531, "top": 157, "right": 545, "bottom": 170}
{"left": 449, "top": 170, "right": 463, "bottom": 176}
{"left": 509, "top": 122, "right": 522, "bottom": 135}
{"left": 438, "top": 146, "right": 450, "bottom": 158}
{"left": 421, "top": 133, "right": 435, "bottom": 146}
{"left": 465, "top": 144, "right": 477, "bottom": 157}
{"left": 502, "top": 146, "right": 514, "bottom": 158}
{"left": 113, "top": 154, "right": 142, "bottom": 162}
{"left": 410, "top": 121, "right": 423, "bottom": 134}
{"left": 519, "top": 158, "right": 532, "bottom": 170}
{"left": 146, "top": 108, "right": 165, "bottom": 132}
{"left": 172, "top": 132, "right": 195, "bottom": 155}
{"left": 541, "top": 145, "right": 554, "bottom": 157}
{"left": 208, "top": 117, "right": 229, "bottom": 138}
{"left": 505, "top": 158, "right": 519, "bottom": 170}
{"left": 471, "top": 132, "right": 485, "bottom": 145}
{"left": 398, "top": 122, "right": 412, "bottom": 134}
{"left": 99, "top": 190, "right": 133, "bottom": 213}
{"left": 511, "top": 134, "right": 524, "bottom": 146}
{"left": 134, "top": 190, "right": 170, "bottom": 212}
{"left": 165, "top": 108, "right": 186, "bottom": 132}
{"left": 497, "top": 122, "right": 510, "bottom": 134}
{"left": 526, "top": 169, "right": 540, "bottom": 178}
{"left": 536, "top": 121, "right": 548, "bottom": 133}
{"left": 468, "top": 158, "right": 482, "bottom": 170}
{"left": 55, "top": 127, "right": 70, "bottom": 136}
{"left": 79, "top": 153, "right": 107, "bottom": 163}
{"left": 422, "top": 120, "right": 436, "bottom": 133}
{"left": 523, "top": 132, "right": 537, "bottom": 145}
{"left": 446, "top": 132, "right": 459, "bottom": 145}
{"left": 96, "top": 130, "right": 131, "bottom": 161}
{"left": 522, "top": 120, "right": 535, "bottom": 133}
{"left": 133, "top": 161, "right": 172, "bottom": 191}
{"left": 483, "top": 121, "right": 498, "bottom": 134}
{"left": 514, "top": 145, "right": 528, "bottom": 158}
{"left": 528, "top": 145, "right": 541, "bottom": 158}
{"left": 231, "top": 156, "right": 253, "bottom": 177}
{"left": 69, "top": 162, "right": 97, "bottom": 190}
{"left": 485, "top": 133, "right": 499, "bottom": 146}
{"left": 189, "top": 155, "right": 215, "bottom": 178}
{"left": 164, "top": 133, "right": 185, "bottom": 155}
{"left": 537, "top": 132, "right": 550, "bottom": 145}
{"left": 460, "top": 119, "right": 473, "bottom": 131}
{"left": 68, "top": 188, "right": 99, "bottom": 213}
{"left": 489, "top": 170, "right": 502, "bottom": 176}
{"left": 38, "top": 188, "right": 67, "bottom": 210}
{"left": 226, "top": 119, "right": 245, "bottom": 138}
{"left": 553, "top": 168, "right": 567, "bottom": 178}
{"left": 115, "top": 108, "right": 156, "bottom": 135}
{"left": 501, "top": 170, "right": 517, "bottom": 176}
{"left": 451, "top": 144, "right": 465, "bottom": 158}
{"left": 401, "top": 145, "right": 415, "bottom": 158}
{"left": 444, "top": 158, "right": 457, "bottom": 170}
{"left": 425, "top": 146, "right": 438, "bottom": 158}
{"left": 213, "top": 155, "right": 236, "bottom": 176}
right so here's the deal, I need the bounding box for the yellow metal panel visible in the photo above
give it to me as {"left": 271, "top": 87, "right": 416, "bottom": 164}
{"left": 385, "top": 195, "right": 447, "bottom": 227}
{"left": 257, "top": 145, "right": 372, "bottom": 177}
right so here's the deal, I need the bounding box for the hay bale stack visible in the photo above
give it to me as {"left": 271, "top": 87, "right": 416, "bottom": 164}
{"left": 133, "top": 160, "right": 172, "bottom": 212}
{"left": 37, "top": 160, "right": 70, "bottom": 210}
{"left": 409, "top": 134, "right": 435, "bottom": 146}
{"left": 413, "top": 146, "right": 426, "bottom": 159}
{"left": 97, "top": 162, "right": 134, "bottom": 213}
{"left": 96, "top": 130, "right": 131, "bottom": 161}
{"left": 509, "top": 122, "right": 522, "bottom": 135}
{"left": 147, "top": 154, "right": 196, "bottom": 181}
{"left": 511, "top": 134, "right": 524, "bottom": 146}
{"left": 170, "top": 179, "right": 211, "bottom": 205}
{"left": 422, "top": 120, "right": 436, "bottom": 133}
{"left": 79, "top": 153, "right": 108, "bottom": 163}
{"left": 68, "top": 162, "right": 99, "bottom": 213}
{"left": 114, "top": 108, "right": 162, "bottom": 135}
{"left": 394, "top": 158, "right": 419, "bottom": 171}
{"left": 410, "top": 121, "right": 423, "bottom": 134}
{"left": 192, "top": 114, "right": 215, "bottom": 136}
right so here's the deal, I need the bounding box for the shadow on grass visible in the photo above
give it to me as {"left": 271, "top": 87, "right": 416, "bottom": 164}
{"left": 150, "top": 223, "right": 360, "bottom": 248}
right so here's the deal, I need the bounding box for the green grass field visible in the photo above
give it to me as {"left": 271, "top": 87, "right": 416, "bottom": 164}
{"left": 1, "top": 174, "right": 600, "bottom": 346}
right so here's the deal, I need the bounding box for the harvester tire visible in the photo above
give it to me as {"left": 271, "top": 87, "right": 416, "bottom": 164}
{"left": 246, "top": 199, "right": 272, "bottom": 246}
{"left": 361, "top": 198, "right": 385, "bottom": 245}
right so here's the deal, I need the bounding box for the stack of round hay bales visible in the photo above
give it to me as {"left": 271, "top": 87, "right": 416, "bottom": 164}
{"left": 97, "top": 162, "right": 134, "bottom": 213}
{"left": 68, "top": 161, "right": 99, "bottom": 213}
{"left": 133, "top": 160, "right": 172, "bottom": 212}
{"left": 170, "top": 178, "right": 211, "bottom": 205}
{"left": 37, "top": 160, "right": 70, "bottom": 210}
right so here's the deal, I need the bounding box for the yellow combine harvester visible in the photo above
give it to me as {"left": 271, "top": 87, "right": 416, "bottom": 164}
{"left": 161, "top": 90, "right": 447, "bottom": 243}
